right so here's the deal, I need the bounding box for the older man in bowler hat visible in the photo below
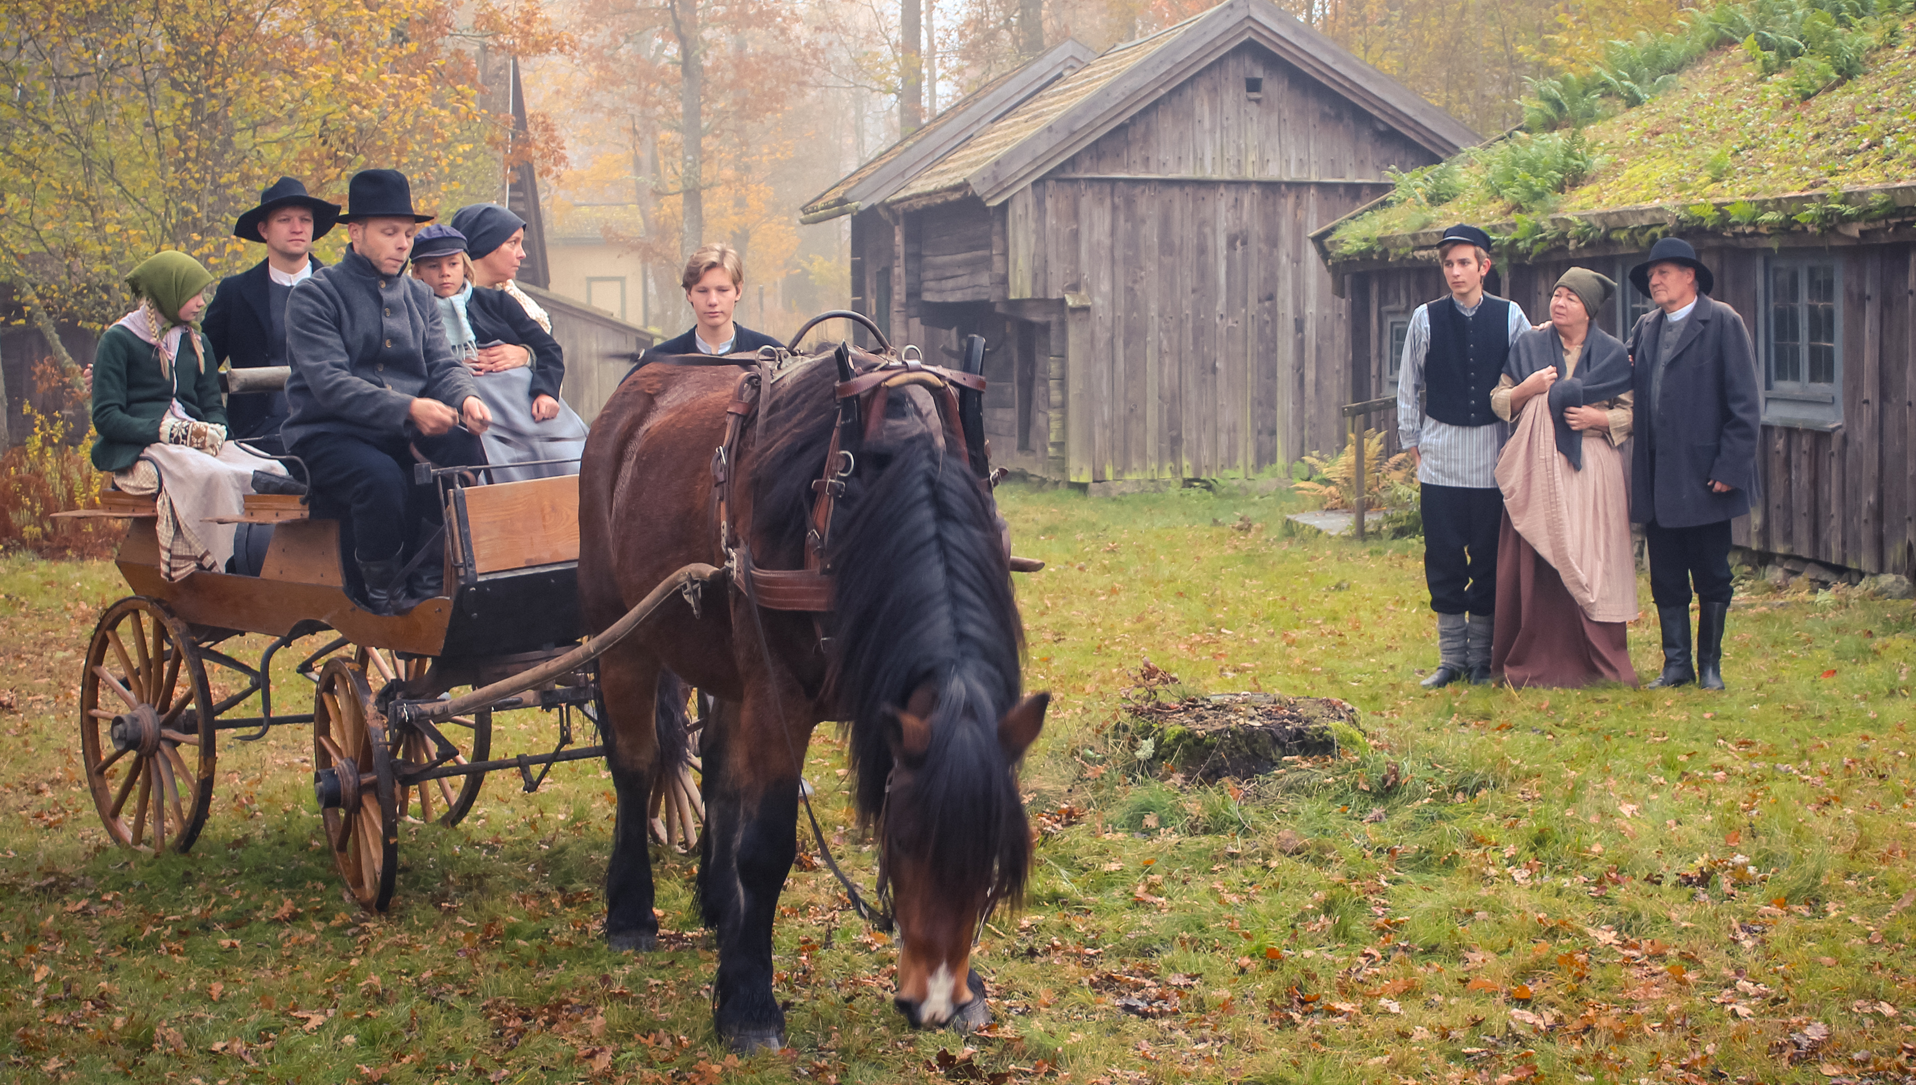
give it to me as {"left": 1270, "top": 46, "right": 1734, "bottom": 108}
{"left": 1397, "top": 224, "right": 1532, "bottom": 687}
{"left": 283, "top": 168, "right": 491, "bottom": 616}
{"left": 1625, "top": 237, "right": 1760, "bottom": 690}
{"left": 202, "top": 177, "right": 340, "bottom": 451}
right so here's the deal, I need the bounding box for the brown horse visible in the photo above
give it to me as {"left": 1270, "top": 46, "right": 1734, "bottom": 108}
{"left": 577, "top": 339, "right": 1046, "bottom": 1051}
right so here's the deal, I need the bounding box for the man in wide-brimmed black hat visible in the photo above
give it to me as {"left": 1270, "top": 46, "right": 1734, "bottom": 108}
{"left": 202, "top": 177, "right": 341, "bottom": 451}
{"left": 1396, "top": 223, "right": 1533, "bottom": 688}
{"left": 283, "top": 168, "right": 492, "bottom": 615}
{"left": 1624, "top": 237, "right": 1760, "bottom": 691}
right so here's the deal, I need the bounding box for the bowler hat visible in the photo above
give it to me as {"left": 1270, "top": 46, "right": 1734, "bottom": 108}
{"left": 1437, "top": 223, "right": 1494, "bottom": 254}
{"left": 339, "top": 169, "right": 434, "bottom": 224}
{"left": 233, "top": 177, "right": 340, "bottom": 242}
{"left": 410, "top": 224, "right": 468, "bottom": 262}
{"left": 1630, "top": 236, "right": 1713, "bottom": 298}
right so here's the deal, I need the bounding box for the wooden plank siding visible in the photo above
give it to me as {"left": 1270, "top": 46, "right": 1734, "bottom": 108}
{"left": 1344, "top": 238, "right": 1916, "bottom": 576}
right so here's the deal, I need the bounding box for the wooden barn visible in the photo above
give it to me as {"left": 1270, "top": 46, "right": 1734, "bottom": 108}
{"left": 800, "top": 0, "right": 1476, "bottom": 489}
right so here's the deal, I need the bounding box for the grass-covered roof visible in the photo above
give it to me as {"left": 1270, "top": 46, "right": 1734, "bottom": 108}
{"left": 1320, "top": 0, "right": 1916, "bottom": 264}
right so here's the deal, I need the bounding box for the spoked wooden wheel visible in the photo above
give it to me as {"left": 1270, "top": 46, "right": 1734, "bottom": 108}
{"left": 357, "top": 648, "right": 490, "bottom": 826}
{"left": 312, "top": 659, "right": 398, "bottom": 912}
{"left": 79, "top": 598, "right": 216, "bottom": 854}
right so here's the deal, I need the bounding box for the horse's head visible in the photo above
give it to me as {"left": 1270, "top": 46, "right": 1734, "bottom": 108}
{"left": 882, "top": 682, "right": 1047, "bottom": 1028}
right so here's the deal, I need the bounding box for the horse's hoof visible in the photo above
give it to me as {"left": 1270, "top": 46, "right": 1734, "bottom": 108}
{"left": 723, "top": 1027, "right": 786, "bottom": 1054}
{"left": 949, "top": 995, "right": 991, "bottom": 1033}
{"left": 605, "top": 929, "right": 658, "bottom": 953}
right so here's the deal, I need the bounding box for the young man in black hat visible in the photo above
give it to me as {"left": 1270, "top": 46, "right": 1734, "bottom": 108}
{"left": 1625, "top": 237, "right": 1759, "bottom": 690}
{"left": 1396, "top": 224, "right": 1531, "bottom": 687}
{"left": 283, "top": 169, "right": 492, "bottom": 615}
{"left": 203, "top": 177, "right": 341, "bottom": 452}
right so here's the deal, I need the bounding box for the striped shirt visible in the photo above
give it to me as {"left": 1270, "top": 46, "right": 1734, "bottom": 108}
{"left": 1396, "top": 296, "right": 1531, "bottom": 489}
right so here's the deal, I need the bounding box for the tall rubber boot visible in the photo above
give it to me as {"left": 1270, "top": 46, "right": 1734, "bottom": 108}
{"left": 356, "top": 551, "right": 406, "bottom": 617}
{"left": 1696, "top": 601, "right": 1728, "bottom": 691}
{"left": 1421, "top": 613, "right": 1468, "bottom": 688}
{"left": 1465, "top": 614, "right": 1494, "bottom": 685}
{"left": 1645, "top": 605, "right": 1695, "bottom": 689}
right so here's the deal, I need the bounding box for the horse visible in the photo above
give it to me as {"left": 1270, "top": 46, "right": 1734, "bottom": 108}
{"left": 577, "top": 330, "right": 1047, "bottom": 1051}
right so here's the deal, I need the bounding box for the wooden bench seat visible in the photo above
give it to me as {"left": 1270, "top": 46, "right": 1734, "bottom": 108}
{"left": 205, "top": 492, "right": 310, "bottom": 525}
{"left": 50, "top": 491, "right": 158, "bottom": 520}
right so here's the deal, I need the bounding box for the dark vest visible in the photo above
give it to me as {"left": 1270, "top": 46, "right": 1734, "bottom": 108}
{"left": 1423, "top": 294, "right": 1511, "bottom": 427}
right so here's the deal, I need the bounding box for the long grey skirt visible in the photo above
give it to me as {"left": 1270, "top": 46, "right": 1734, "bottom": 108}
{"left": 470, "top": 367, "right": 588, "bottom": 482}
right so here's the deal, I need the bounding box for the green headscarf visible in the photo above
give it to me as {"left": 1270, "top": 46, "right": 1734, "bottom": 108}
{"left": 1554, "top": 267, "right": 1617, "bottom": 322}
{"left": 125, "top": 251, "right": 214, "bottom": 326}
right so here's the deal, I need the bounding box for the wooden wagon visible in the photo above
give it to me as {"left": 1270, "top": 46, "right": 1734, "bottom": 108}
{"left": 64, "top": 409, "right": 715, "bottom": 912}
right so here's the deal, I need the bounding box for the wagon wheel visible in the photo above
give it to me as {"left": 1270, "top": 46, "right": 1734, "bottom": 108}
{"left": 357, "top": 648, "right": 490, "bottom": 826}
{"left": 79, "top": 597, "right": 217, "bottom": 854}
{"left": 312, "top": 659, "right": 398, "bottom": 912}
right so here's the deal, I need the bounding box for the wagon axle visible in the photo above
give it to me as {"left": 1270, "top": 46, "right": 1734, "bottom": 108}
{"left": 107, "top": 705, "right": 163, "bottom": 757}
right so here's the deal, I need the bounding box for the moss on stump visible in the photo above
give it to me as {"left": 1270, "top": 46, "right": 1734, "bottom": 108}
{"left": 1126, "top": 693, "right": 1361, "bottom": 782}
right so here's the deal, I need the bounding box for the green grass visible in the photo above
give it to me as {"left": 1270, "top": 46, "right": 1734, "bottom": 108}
{"left": 4, "top": 486, "right": 1916, "bottom": 1083}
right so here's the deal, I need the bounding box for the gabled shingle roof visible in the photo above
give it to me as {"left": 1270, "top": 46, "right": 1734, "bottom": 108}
{"left": 799, "top": 39, "right": 1095, "bottom": 223}
{"left": 875, "top": 0, "right": 1478, "bottom": 211}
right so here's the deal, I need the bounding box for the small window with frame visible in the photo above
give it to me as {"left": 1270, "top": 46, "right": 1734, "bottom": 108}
{"left": 1614, "top": 258, "right": 1655, "bottom": 340}
{"left": 1763, "top": 255, "right": 1842, "bottom": 428}
{"left": 1383, "top": 311, "right": 1411, "bottom": 386}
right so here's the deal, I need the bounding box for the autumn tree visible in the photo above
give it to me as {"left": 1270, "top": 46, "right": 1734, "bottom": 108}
{"left": 0, "top": 0, "right": 567, "bottom": 349}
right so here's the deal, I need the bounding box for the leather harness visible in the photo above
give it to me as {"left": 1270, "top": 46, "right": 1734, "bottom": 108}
{"left": 640, "top": 345, "right": 990, "bottom": 615}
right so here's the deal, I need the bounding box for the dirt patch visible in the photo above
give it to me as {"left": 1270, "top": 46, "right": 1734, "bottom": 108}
{"left": 1125, "top": 693, "right": 1358, "bottom": 782}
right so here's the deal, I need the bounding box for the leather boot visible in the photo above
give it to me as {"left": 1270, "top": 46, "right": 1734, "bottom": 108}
{"left": 1696, "top": 601, "right": 1728, "bottom": 691}
{"left": 1421, "top": 613, "right": 1468, "bottom": 688}
{"left": 356, "top": 551, "right": 406, "bottom": 617}
{"left": 1645, "top": 605, "right": 1695, "bottom": 689}
{"left": 1465, "top": 614, "right": 1494, "bottom": 685}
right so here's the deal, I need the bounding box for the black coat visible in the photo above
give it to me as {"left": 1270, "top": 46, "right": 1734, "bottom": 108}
{"left": 465, "top": 286, "right": 565, "bottom": 403}
{"left": 1626, "top": 295, "right": 1761, "bottom": 529}
{"left": 202, "top": 255, "right": 324, "bottom": 441}
{"left": 646, "top": 323, "right": 783, "bottom": 360}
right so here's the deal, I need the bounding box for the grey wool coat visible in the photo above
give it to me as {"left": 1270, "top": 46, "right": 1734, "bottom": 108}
{"left": 281, "top": 248, "right": 479, "bottom": 450}
{"left": 1625, "top": 294, "right": 1762, "bottom": 529}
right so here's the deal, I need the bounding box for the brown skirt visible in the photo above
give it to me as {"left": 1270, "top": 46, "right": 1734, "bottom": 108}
{"left": 1490, "top": 513, "right": 1638, "bottom": 689}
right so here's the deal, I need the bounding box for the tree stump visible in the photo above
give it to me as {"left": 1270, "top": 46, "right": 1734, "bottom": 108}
{"left": 1125, "top": 693, "right": 1360, "bottom": 782}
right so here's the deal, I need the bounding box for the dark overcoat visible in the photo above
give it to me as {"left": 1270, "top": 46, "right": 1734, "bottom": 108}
{"left": 202, "top": 255, "right": 324, "bottom": 441}
{"left": 1625, "top": 295, "right": 1761, "bottom": 528}
{"left": 281, "top": 248, "right": 479, "bottom": 451}
{"left": 466, "top": 286, "right": 566, "bottom": 403}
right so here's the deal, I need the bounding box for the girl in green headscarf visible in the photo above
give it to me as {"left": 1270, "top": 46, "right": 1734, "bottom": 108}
{"left": 92, "top": 250, "right": 288, "bottom": 580}
{"left": 90, "top": 250, "right": 229, "bottom": 472}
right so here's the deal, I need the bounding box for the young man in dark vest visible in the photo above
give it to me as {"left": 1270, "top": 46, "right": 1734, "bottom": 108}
{"left": 203, "top": 177, "right": 340, "bottom": 453}
{"left": 1395, "top": 224, "right": 1531, "bottom": 687}
{"left": 1624, "top": 237, "right": 1760, "bottom": 690}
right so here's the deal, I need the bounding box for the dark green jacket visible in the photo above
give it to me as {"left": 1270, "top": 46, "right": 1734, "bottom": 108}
{"left": 90, "top": 324, "right": 227, "bottom": 472}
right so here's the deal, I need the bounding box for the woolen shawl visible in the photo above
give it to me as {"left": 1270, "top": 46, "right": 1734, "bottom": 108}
{"left": 1503, "top": 323, "right": 1632, "bottom": 470}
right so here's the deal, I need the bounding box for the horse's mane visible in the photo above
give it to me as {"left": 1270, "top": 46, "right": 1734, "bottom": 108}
{"left": 751, "top": 353, "right": 1030, "bottom": 906}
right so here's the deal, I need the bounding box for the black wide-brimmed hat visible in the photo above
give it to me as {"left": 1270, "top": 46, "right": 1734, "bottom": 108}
{"left": 1437, "top": 223, "right": 1494, "bottom": 254}
{"left": 339, "top": 169, "right": 434, "bottom": 223}
{"left": 233, "top": 177, "right": 340, "bottom": 242}
{"left": 1630, "top": 236, "right": 1713, "bottom": 297}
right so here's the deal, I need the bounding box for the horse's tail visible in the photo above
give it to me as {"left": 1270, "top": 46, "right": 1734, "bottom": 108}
{"left": 653, "top": 668, "right": 694, "bottom": 773}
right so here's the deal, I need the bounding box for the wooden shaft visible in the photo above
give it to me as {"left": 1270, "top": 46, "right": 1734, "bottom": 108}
{"left": 409, "top": 564, "right": 722, "bottom": 723}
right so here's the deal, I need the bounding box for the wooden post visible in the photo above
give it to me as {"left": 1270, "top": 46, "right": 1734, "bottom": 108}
{"left": 1353, "top": 416, "right": 1365, "bottom": 541}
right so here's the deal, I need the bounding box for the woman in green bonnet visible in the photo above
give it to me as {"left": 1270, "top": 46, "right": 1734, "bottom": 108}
{"left": 91, "top": 250, "right": 285, "bottom": 578}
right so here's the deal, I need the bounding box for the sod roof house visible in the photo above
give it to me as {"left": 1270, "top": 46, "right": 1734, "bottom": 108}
{"left": 1314, "top": 5, "right": 1916, "bottom": 574}
{"left": 802, "top": 0, "right": 1475, "bottom": 488}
